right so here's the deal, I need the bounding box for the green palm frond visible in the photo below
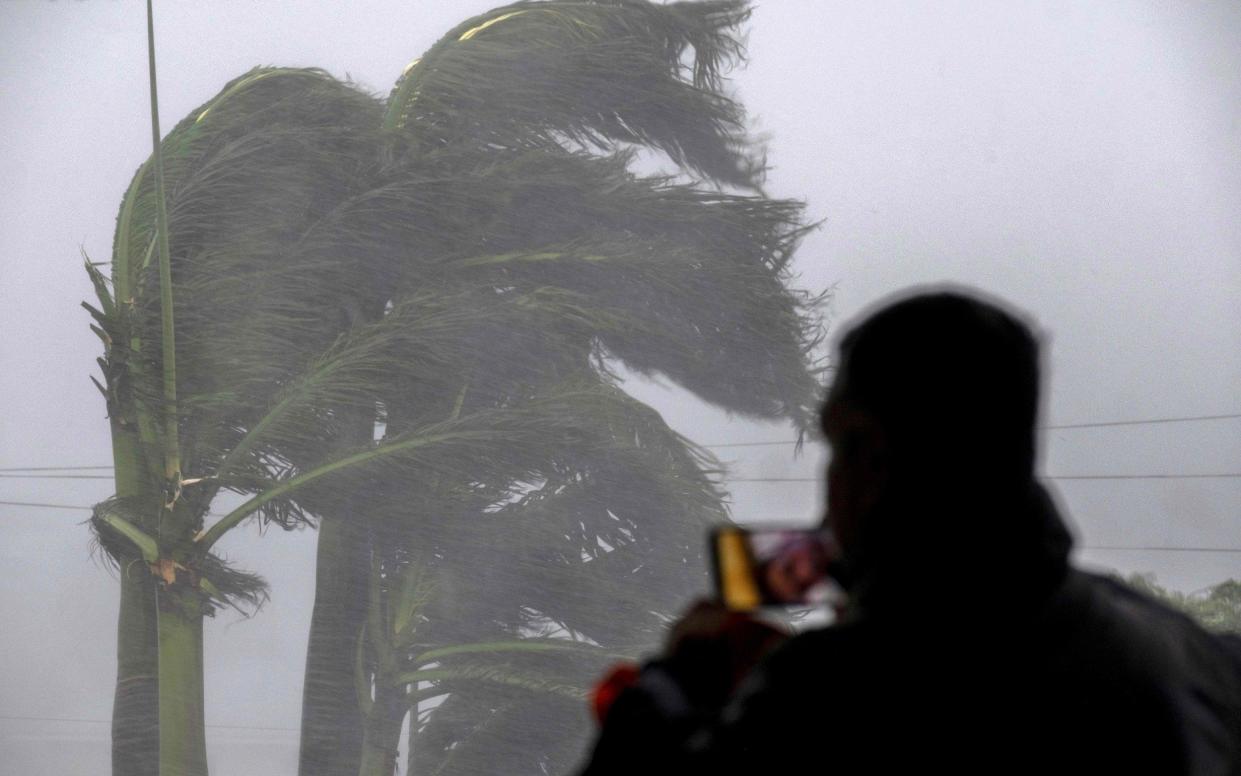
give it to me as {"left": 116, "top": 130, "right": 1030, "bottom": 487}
{"left": 399, "top": 149, "right": 824, "bottom": 423}
{"left": 409, "top": 638, "right": 626, "bottom": 665}
{"left": 387, "top": 0, "right": 761, "bottom": 186}
{"left": 396, "top": 639, "right": 620, "bottom": 703}
{"left": 200, "top": 376, "right": 703, "bottom": 547}
{"left": 398, "top": 640, "right": 614, "bottom": 775}
{"left": 403, "top": 663, "right": 588, "bottom": 702}
{"left": 111, "top": 67, "right": 382, "bottom": 410}
{"left": 305, "top": 145, "right": 825, "bottom": 424}
{"left": 411, "top": 688, "right": 588, "bottom": 776}
{"left": 113, "top": 67, "right": 380, "bottom": 305}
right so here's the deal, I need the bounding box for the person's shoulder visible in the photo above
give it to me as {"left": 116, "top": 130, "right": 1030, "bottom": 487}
{"left": 1055, "top": 568, "right": 1241, "bottom": 690}
{"left": 1060, "top": 569, "right": 1241, "bottom": 769}
{"left": 1062, "top": 569, "right": 1217, "bottom": 644}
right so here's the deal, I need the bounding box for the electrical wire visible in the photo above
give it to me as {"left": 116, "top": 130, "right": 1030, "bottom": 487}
{"left": 3, "top": 413, "right": 1238, "bottom": 462}
{"left": 729, "top": 474, "right": 1241, "bottom": 482}
{"left": 5, "top": 471, "right": 1241, "bottom": 509}
{"left": 0, "top": 500, "right": 93, "bottom": 510}
{"left": 0, "top": 474, "right": 115, "bottom": 480}
{"left": 1045, "top": 413, "right": 1241, "bottom": 430}
{"left": 0, "top": 713, "right": 296, "bottom": 733}
{"left": 1082, "top": 545, "right": 1241, "bottom": 554}
{"left": 701, "top": 412, "right": 1241, "bottom": 448}
{"left": 4, "top": 502, "right": 1240, "bottom": 554}
{"left": 0, "top": 466, "right": 113, "bottom": 472}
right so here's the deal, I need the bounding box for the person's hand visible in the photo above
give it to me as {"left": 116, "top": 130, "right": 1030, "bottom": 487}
{"left": 589, "top": 602, "right": 789, "bottom": 727}
{"left": 658, "top": 599, "right": 789, "bottom": 710}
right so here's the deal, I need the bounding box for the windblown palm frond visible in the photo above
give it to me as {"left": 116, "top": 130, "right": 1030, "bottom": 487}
{"left": 387, "top": 0, "right": 761, "bottom": 187}
{"left": 286, "top": 147, "right": 823, "bottom": 422}
{"left": 428, "top": 150, "right": 824, "bottom": 424}
{"left": 95, "top": 66, "right": 386, "bottom": 538}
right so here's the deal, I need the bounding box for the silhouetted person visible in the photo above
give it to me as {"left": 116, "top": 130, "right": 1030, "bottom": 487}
{"left": 580, "top": 287, "right": 1241, "bottom": 775}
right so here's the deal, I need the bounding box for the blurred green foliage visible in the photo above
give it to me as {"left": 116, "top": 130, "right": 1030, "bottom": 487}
{"left": 1123, "top": 575, "right": 1241, "bottom": 633}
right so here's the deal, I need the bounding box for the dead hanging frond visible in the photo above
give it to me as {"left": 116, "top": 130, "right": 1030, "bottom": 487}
{"left": 89, "top": 497, "right": 159, "bottom": 571}
{"left": 89, "top": 496, "right": 268, "bottom": 617}
{"left": 195, "top": 554, "right": 270, "bottom": 617}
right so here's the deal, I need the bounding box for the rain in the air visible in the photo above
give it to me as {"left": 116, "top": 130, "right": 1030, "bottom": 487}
{"left": 2, "top": 1, "right": 1240, "bottom": 774}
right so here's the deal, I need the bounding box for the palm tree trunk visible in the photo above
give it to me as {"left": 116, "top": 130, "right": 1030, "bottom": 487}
{"left": 156, "top": 590, "right": 207, "bottom": 776}
{"left": 111, "top": 422, "right": 160, "bottom": 776}
{"left": 358, "top": 684, "right": 407, "bottom": 776}
{"left": 114, "top": 568, "right": 159, "bottom": 776}
{"left": 298, "top": 513, "right": 371, "bottom": 776}
{"left": 299, "top": 401, "right": 375, "bottom": 776}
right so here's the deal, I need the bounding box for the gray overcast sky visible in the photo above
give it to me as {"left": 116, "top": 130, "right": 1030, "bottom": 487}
{"left": 1, "top": 1, "right": 1239, "bottom": 773}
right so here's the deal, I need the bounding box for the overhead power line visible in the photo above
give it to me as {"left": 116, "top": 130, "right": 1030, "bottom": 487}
{"left": 0, "top": 474, "right": 114, "bottom": 480}
{"left": 1050, "top": 474, "right": 1241, "bottom": 481}
{"left": 730, "top": 474, "right": 1241, "bottom": 482}
{"left": 4, "top": 501, "right": 1241, "bottom": 555}
{"left": 0, "top": 466, "right": 113, "bottom": 472}
{"left": 0, "top": 713, "right": 296, "bottom": 733}
{"left": 1082, "top": 545, "right": 1241, "bottom": 554}
{"left": 5, "top": 472, "right": 1241, "bottom": 509}
{"left": 3, "top": 413, "right": 1238, "bottom": 465}
{"left": 704, "top": 440, "right": 812, "bottom": 449}
{"left": 1045, "top": 413, "right": 1241, "bottom": 430}
{"left": 702, "top": 412, "right": 1241, "bottom": 448}
{"left": 0, "top": 500, "right": 92, "bottom": 510}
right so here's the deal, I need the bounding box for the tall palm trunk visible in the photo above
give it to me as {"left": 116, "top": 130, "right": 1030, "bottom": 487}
{"left": 155, "top": 589, "right": 207, "bottom": 776}
{"left": 113, "top": 560, "right": 159, "bottom": 776}
{"left": 299, "top": 403, "right": 377, "bottom": 776}
{"left": 110, "top": 419, "right": 159, "bottom": 776}
{"left": 299, "top": 514, "right": 371, "bottom": 776}
{"left": 358, "top": 684, "right": 407, "bottom": 776}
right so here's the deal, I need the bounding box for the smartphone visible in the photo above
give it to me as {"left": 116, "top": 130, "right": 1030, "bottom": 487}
{"left": 710, "top": 525, "right": 840, "bottom": 611}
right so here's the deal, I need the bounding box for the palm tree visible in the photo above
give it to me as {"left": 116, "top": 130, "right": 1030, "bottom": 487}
{"left": 297, "top": 3, "right": 824, "bottom": 774}
{"left": 87, "top": 2, "right": 822, "bottom": 775}
{"left": 86, "top": 51, "right": 394, "bottom": 776}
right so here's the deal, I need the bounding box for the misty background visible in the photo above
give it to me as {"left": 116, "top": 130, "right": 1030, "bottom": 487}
{"left": 1, "top": 1, "right": 1238, "bottom": 773}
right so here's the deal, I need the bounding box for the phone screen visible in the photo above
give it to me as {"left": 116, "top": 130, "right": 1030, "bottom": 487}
{"left": 711, "top": 526, "right": 839, "bottom": 611}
